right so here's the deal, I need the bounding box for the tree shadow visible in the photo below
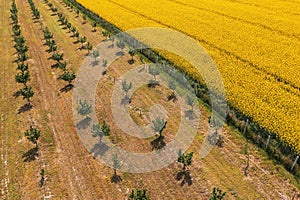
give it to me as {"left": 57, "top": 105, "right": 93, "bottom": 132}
{"left": 147, "top": 80, "right": 160, "bottom": 88}
{"left": 22, "top": 147, "right": 38, "bottom": 162}
{"left": 90, "top": 60, "right": 99, "bottom": 67}
{"left": 185, "top": 110, "right": 195, "bottom": 120}
{"left": 90, "top": 142, "right": 109, "bottom": 157}
{"left": 121, "top": 96, "right": 131, "bottom": 106}
{"left": 51, "top": 63, "right": 59, "bottom": 69}
{"left": 151, "top": 135, "right": 166, "bottom": 151}
{"left": 115, "top": 51, "right": 124, "bottom": 57}
{"left": 207, "top": 131, "right": 224, "bottom": 147}
{"left": 108, "top": 44, "right": 114, "bottom": 48}
{"left": 13, "top": 90, "right": 21, "bottom": 98}
{"left": 18, "top": 103, "right": 32, "bottom": 114}
{"left": 111, "top": 174, "right": 122, "bottom": 183}
{"left": 128, "top": 59, "right": 134, "bottom": 65}
{"left": 60, "top": 84, "right": 74, "bottom": 93}
{"left": 167, "top": 93, "right": 177, "bottom": 102}
{"left": 176, "top": 171, "right": 193, "bottom": 186}
{"left": 76, "top": 117, "right": 91, "bottom": 130}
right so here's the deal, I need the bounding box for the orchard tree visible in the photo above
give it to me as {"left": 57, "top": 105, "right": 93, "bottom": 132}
{"left": 148, "top": 65, "right": 160, "bottom": 81}
{"left": 177, "top": 150, "right": 193, "bottom": 172}
{"left": 17, "top": 53, "right": 28, "bottom": 63}
{"left": 91, "top": 49, "right": 100, "bottom": 61}
{"left": 51, "top": 52, "right": 64, "bottom": 63}
{"left": 86, "top": 42, "right": 92, "bottom": 54}
{"left": 129, "top": 48, "right": 135, "bottom": 64}
{"left": 82, "top": 15, "right": 87, "bottom": 24}
{"left": 17, "top": 63, "right": 29, "bottom": 72}
{"left": 57, "top": 61, "right": 67, "bottom": 71}
{"left": 102, "top": 59, "right": 108, "bottom": 74}
{"left": 78, "top": 36, "right": 87, "bottom": 49}
{"left": 77, "top": 100, "right": 92, "bottom": 119}
{"left": 152, "top": 117, "right": 166, "bottom": 137}
{"left": 129, "top": 189, "right": 151, "bottom": 200}
{"left": 209, "top": 188, "right": 226, "bottom": 200}
{"left": 58, "top": 69, "right": 76, "bottom": 86}
{"left": 186, "top": 95, "right": 195, "bottom": 111}
{"left": 73, "top": 31, "right": 79, "bottom": 38}
{"left": 121, "top": 79, "right": 132, "bottom": 98}
{"left": 24, "top": 125, "right": 41, "bottom": 148}
{"left": 116, "top": 40, "right": 125, "bottom": 53}
{"left": 19, "top": 86, "right": 34, "bottom": 104}
{"left": 112, "top": 153, "right": 122, "bottom": 181}
{"left": 91, "top": 21, "right": 97, "bottom": 32}
{"left": 15, "top": 70, "right": 30, "bottom": 85}
{"left": 91, "top": 121, "right": 110, "bottom": 143}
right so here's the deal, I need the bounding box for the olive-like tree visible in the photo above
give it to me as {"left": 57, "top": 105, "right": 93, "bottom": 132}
{"left": 186, "top": 95, "right": 195, "bottom": 111}
{"left": 152, "top": 117, "right": 166, "bottom": 137}
{"left": 121, "top": 79, "right": 132, "bottom": 98}
{"left": 129, "top": 48, "right": 135, "bottom": 64}
{"left": 77, "top": 100, "right": 92, "bottom": 119}
{"left": 91, "top": 49, "right": 100, "bottom": 61}
{"left": 91, "top": 121, "right": 110, "bottom": 143}
{"left": 111, "top": 153, "right": 122, "bottom": 182}
{"left": 148, "top": 65, "right": 160, "bottom": 81}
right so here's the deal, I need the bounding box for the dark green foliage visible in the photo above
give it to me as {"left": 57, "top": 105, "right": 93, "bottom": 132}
{"left": 28, "top": 0, "right": 40, "bottom": 20}
{"left": 86, "top": 42, "right": 92, "bottom": 54}
{"left": 19, "top": 86, "right": 34, "bottom": 102}
{"left": 129, "top": 48, "right": 135, "bottom": 63}
{"left": 209, "top": 188, "right": 226, "bottom": 200}
{"left": 91, "top": 21, "right": 97, "bottom": 31}
{"left": 129, "top": 189, "right": 151, "bottom": 200}
{"left": 51, "top": 52, "right": 64, "bottom": 63}
{"left": 58, "top": 70, "right": 76, "bottom": 84}
{"left": 24, "top": 125, "right": 41, "bottom": 148}
{"left": 78, "top": 36, "right": 87, "bottom": 48}
{"left": 15, "top": 70, "right": 30, "bottom": 85}
{"left": 57, "top": 61, "right": 67, "bottom": 71}
{"left": 178, "top": 150, "right": 193, "bottom": 171}
{"left": 17, "top": 63, "right": 29, "bottom": 72}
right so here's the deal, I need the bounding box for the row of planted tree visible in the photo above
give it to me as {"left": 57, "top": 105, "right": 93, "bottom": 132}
{"left": 11, "top": 0, "right": 46, "bottom": 190}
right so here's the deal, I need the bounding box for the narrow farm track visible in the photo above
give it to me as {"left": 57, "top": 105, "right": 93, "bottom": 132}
{"left": 0, "top": 0, "right": 22, "bottom": 199}
{"left": 0, "top": 0, "right": 10, "bottom": 193}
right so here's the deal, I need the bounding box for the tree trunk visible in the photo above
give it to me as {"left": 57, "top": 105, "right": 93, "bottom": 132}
{"left": 291, "top": 155, "right": 299, "bottom": 170}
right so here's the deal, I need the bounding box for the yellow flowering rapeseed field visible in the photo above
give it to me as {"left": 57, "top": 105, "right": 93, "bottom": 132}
{"left": 78, "top": 0, "right": 300, "bottom": 152}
